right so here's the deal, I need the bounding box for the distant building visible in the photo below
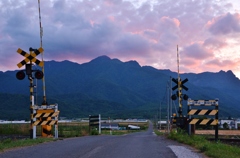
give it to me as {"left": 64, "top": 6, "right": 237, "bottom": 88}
{"left": 128, "top": 125, "right": 140, "bottom": 130}
{"left": 219, "top": 119, "right": 240, "bottom": 129}
{"left": 101, "top": 123, "right": 119, "bottom": 130}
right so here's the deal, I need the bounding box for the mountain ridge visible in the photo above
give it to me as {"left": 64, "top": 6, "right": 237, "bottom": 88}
{"left": 0, "top": 56, "right": 239, "bottom": 119}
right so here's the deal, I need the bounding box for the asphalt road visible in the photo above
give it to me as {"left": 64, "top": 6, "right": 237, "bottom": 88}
{"left": 0, "top": 123, "right": 205, "bottom": 158}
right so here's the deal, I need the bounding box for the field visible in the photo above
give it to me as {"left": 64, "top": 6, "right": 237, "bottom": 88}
{"left": 0, "top": 121, "right": 149, "bottom": 139}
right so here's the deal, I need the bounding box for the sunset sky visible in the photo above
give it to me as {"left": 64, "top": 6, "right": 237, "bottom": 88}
{"left": 0, "top": 0, "right": 240, "bottom": 79}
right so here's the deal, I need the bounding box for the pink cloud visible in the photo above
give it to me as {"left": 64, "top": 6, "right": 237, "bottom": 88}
{"left": 200, "top": 58, "right": 240, "bottom": 77}
{"left": 1, "top": 0, "right": 240, "bottom": 79}
{"left": 206, "top": 59, "right": 236, "bottom": 67}
{"left": 203, "top": 37, "right": 227, "bottom": 49}
{"left": 207, "top": 13, "right": 240, "bottom": 35}
{"left": 181, "top": 43, "right": 213, "bottom": 59}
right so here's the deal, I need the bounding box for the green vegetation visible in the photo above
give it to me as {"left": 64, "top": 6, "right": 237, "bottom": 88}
{"left": 0, "top": 124, "right": 43, "bottom": 135}
{"left": 0, "top": 138, "right": 53, "bottom": 152}
{"left": 154, "top": 129, "right": 164, "bottom": 136}
{"left": 58, "top": 122, "right": 89, "bottom": 137}
{"left": 167, "top": 129, "right": 240, "bottom": 158}
{"left": 0, "top": 124, "right": 29, "bottom": 135}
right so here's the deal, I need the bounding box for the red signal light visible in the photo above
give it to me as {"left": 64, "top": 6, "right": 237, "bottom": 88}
{"left": 16, "top": 70, "right": 25, "bottom": 80}
{"left": 34, "top": 70, "right": 44, "bottom": 79}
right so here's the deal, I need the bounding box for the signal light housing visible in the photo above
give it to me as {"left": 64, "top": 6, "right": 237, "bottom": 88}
{"left": 183, "top": 94, "right": 188, "bottom": 100}
{"left": 35, "top": 70, "right": 44, "bottom": 79}
{"left": 16, "top": 70, "right": 25, "bottom": 80}
{"left": 26, "top": 64, "right": 32, "bottom": 75}
{"left": 171, "top": 94, "right": 177, "bottom": 100}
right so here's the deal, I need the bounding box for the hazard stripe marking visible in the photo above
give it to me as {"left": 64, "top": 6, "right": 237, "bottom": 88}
{"left": 16, "top": 47, "right": 44, "bottom": 68}
{"left": 189, "top": 119, "right": 218, "bottom": 125}
{"left": 33, "top": 111, "right": 59, "bottom": 118}
{"left": 33, "top": 120, "right": 58, "bottom": 126}
{"left": 188, "top": 109, "right": 218, "bottom": 116}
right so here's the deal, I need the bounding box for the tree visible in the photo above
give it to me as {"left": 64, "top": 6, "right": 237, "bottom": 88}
{"left": 223, "top": 122, "right": 229, "bottom": 130}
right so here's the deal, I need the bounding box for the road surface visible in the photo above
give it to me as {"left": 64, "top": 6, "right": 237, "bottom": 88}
{"left": 0, "top": 123, "right": 206, "bottom": 158}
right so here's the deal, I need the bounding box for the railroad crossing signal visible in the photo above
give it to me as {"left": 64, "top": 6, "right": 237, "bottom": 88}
{"left": 16, "top": 47, "right": 44, "bottom": 80}
{"left": 17, "top": 47, "right": 44, "bottom": 68}
{"left": 171, "top": 77, "right": 189, "bottom": 120}
{"left": 16, "top": 70, "right": 25, "bottom": 80}
{"left": 16, "top": 64, "right": 44, "bottom": 80}
{"left": 172, "top": 78, "right": 188, "bottom": 91}
{"left": 171, "top": 78, "right": 189, "bottom": 101}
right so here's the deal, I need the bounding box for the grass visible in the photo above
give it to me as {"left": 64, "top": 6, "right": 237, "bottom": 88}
{"left": 0, "top": 124, "right": 31, "bottom": 135}
{"left": 0, "top": 137, "right": 53, "bottom": 152}
{"left": 0, "top": 122, "right": 89, "bottom": 152}
{"left": 58, "top": 122, "right": 89, "bottom": 137}
{"left": 167, "top": 129, "right": 240, "bottom": 158}
{"left": 0, "top": 123, "right": 89, "bottom": 138}
{"left": 0, "top": 122, "right": 149, "bottom": 137}
{"left": 0, "top": 124, "right": 44, "bottom": 136}
{"left": 154, "top": 129, "right": 164, "bottom": 136}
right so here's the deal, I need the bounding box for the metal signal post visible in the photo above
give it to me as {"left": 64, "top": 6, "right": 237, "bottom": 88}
{"left": 16, "top": 47, "right": 44, "bottom": 138}
{"left": 170, "top": 45, "right": 189, "bottom": 128}
{"left": 15, "top": 1, "right": 59, "bottom": 139}
{"left": 16, "top": 47, "right": 59, "bottom": 138}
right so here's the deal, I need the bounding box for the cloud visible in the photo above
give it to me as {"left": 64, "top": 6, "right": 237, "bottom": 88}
{"left": 181, "top": 43, "right": 213, "bottom": 60}
{"left": 1, "top": 0, "right": 240, "bottom": 78}
{"left": 207, "top": 13, "right": 240, "bottom": 35}
{"left": 203, "top": 38, "right": 227, "bottom": 49}
{"left": 206, "top": 58, "right": 236, "bottom": 67}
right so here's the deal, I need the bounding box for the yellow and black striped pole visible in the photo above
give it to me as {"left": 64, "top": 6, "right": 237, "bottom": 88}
{"left": 30, "top": 73, "right": 33, "bottom": 138}
{"left": 27, "top": 61, "right": 35, "bottom": 139}
{"left": 215, "top": 100, "right": 219, "bottom": 141}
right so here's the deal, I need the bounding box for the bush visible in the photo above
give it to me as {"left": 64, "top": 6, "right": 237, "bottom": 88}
{"left": 90, "top": 129, "right": 99, "bottom": 135}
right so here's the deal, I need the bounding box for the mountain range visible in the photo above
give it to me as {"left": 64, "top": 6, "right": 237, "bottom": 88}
{"left": 0, "top": 55, "right": 240, "bottom": 120}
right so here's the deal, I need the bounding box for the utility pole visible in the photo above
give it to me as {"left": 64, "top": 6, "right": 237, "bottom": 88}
{"left": 170, "top": 76, "right": 172, "bottom": 129}
{"left": 167, "top": 82, "right": 170, "bottom": 133}
{"left": 159, "top": 103, "right": 162, "bottom": 130}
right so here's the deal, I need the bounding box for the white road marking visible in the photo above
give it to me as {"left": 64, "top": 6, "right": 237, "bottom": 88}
{"left": 168, "top": 145, "right": 200, "bottom": 158}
